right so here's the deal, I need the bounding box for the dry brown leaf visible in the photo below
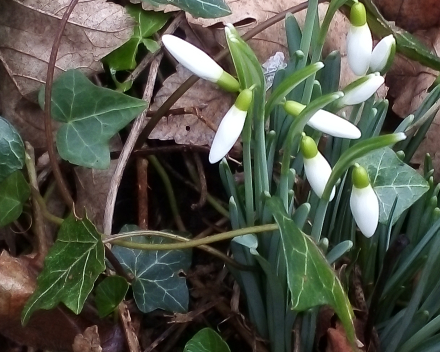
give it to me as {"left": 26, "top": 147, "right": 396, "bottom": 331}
{"left": 0, "top": 251, "right": 125, "bottom": 351}
{"left": 386, "top": 28, "right": 440, "bottom": 176}
{"left": 373, "top": 0, "right": 440, "bottom": 32}
{"left": 0, "top": 0, "right": 134, "bottom": 148}
{"left": 73, "top": 326, "right": 102, "bottom": 352}
{"left": 0, "top": 0, "right": 134, "bottom": 98}
{"left": 148, "top": 65, "right": 234, "bottom": 146}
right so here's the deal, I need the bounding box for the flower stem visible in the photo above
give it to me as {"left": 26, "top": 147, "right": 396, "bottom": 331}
{"left": 105, "top": 223, "right": 279, "bottom": 250}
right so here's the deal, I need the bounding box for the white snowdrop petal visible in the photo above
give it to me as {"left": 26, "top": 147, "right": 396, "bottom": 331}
{"left": 162, "top": 35, "right": 223, "bottom": 82}
{"left": 303, "top": 152, "right": 335, "bottom": 201}
{"left": 370, "top": 35, "right": 395, "bottom": 72}
{"left": 209, "top": 105, "right": 247, "bottom": 164}
{"left": 341, "top": 75, "right": 384, "bottom": 106}
{"left": 307, "top": 110, "right": 361, "bottom": 139}
{"left": 350, "top": 184, "right": 379, "bottom": 237}
{"left": 347, "top": 24, "right": 373, "bottom": 76}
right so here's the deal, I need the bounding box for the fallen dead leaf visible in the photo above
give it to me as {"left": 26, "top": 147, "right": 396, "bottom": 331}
{"left": 0, "top": 0, "right": 134, "bottom": 98}
{"left": 73, "top": 326, "right": 102, "bottom": 352}
{"left": 148, "top": 65, "right": 235, "bottom": 146}
{"left": 372, "top": 0, "right": 440, "bottom": 32}
{"left": 386, "top": 27, "right": 440, "bottom": 177}
{"left": 0, "top": 251, "right": 125, "bottom": 351}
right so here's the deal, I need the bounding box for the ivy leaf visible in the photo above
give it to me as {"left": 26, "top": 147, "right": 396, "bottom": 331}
{"left": 142, "top": 0, "right": 231, "bottom": 18}
{"left": 0, "top": 117, "right": 25, "bottom": 183}
{"left": 103, "top": 6, "right": 170, "bottom": 71}
{"left": 95, "top": 276, "right": 129, "bottom": 318}
{"left": 38, "top": 70, "right": 146, "bottom": 169}
{"left": 356, "top": 147, "right": 429, "bottom": 225}
{"left": 112, "top": 225, "right": 192, "bottom": 313}
{"left": 0, "top": 171, "right": 30, "bottom": 227}
{"left": 21, "top": 214, "right": 105, "bottom": 325}
{"left": 184, "top": 328, "right": 230, "bottom": 352}
{"left": 267, "top": 196, "right": 355, "bottom": 345}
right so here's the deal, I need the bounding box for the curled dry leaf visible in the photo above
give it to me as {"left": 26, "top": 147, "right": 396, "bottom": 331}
{"left": 0, "top": 0, "right": 134, "bottom": 148}
{"left": 73, "top": 326, "right": 102, "bottom": 352}
{"left": 149, "top": 65, "right": 235, "bottom": 146}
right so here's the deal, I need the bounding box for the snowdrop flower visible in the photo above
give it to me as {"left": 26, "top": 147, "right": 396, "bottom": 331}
{"left": 339, "top": 73, "right": 384, "bottom": 106}
{"left": 283, "top": 100, "right": 361, "bottom": 139}
{"left": 300, "top": 134, "right": 335, "bottom": 201}
{"left": 370, "top": 35, "right": 396, "bottom": 74}
{"left": 350, "top": 164, "right": 379, "bottom": 237}
{"left": 347, "top": 1, "right": 372, "bottom": 76}
{"left": 162, "top": 34, "right": 240, "bottom": 93}
{"left": 209, "top": 89, "right": 253, "bottom": 164}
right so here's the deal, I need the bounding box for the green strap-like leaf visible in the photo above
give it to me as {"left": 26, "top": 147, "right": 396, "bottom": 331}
{"left": 21, "top": 214, "right": 105, "bottom": 325}
{"left": 95, "top": 276, "right": 129, "bottom": 318}
{"left": 356, "top": 147, "right": 429, "bottom": 225}
{"left": 266, "top": 196, "right": 355, "bottom": 345}
{"left": 0, "top": 171, "right": 30, "bottom": 227}
{"left": 0, "top": 117, "right": 25, "bottom": 183}
{"left": 38, "top": 70, "right": 146, "bottom": 169}
{"left": 112, "top": 225, "right": 192, "bottom": 313}
{"left": 184, "top": 328, "right": 231, "bottom": 352}
{"left": 143, "top": 0, "right": 231, "bottom": 18}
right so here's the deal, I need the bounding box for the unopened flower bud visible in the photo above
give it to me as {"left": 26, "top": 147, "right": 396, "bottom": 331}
{"left": 347, "top": 2, "right": 372, "bottom": 76}
{"left": 370, "top": 35, "right": 396, "bottom": 74}
{"left": 209, "top": 89, "right": 253, "bottom": 163}
{"left": 350, "top": 164, "right": 379, "bottom": 237}
{"left": 162, "top": 34, "right": 240, "bottom": 92}
{"left": 300, "top": 134, "right": 335, "bottom": 200}
{"left": 284, "top": 101, "right": 361, "bottom": 139}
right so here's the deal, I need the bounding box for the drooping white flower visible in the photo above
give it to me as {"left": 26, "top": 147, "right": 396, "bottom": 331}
{"left": 347, "top": 2, "right": 372, "bottom": 76}
{"left": 209, "top": 89, "right": 253, "bottom": 164}
{"left": 370, "top": 35, "right": 396, "bottom": 74}
{"left": 350, "top": 163, "right": 379, "bottom": 237}
{"left": 300, "top": 134, "right": 335, "bottom": 201}
{"left": 162, "top": 34, "right": 240, "bottom": 92}
{"left": 284, "top": 101, "right": 361, "bottom": 139}
{"left": 339, "top": 73, "right": 384, "bottom": 106}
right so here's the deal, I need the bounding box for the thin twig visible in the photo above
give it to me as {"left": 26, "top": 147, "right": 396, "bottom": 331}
{"left": 44, "top": 0, "right": 77, "bottom": 209}
{"left": 111, "top": 144, "right": 210, "bottom": 159}
{"left": 103, "top": 54, "right": 163, "bottom": 236}
{"left": 25, "top": 143, "right": 49, "bottom": 266}
{"left": 134, "top": 0, "right": 322, "bottom": 149}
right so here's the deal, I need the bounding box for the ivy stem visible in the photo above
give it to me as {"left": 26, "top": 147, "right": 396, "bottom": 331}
{"left": 104, "top": 224, "right": 279, "bottom": 250}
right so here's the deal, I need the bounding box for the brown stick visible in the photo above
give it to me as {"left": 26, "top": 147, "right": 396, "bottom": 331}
{"left": 44, "top": 0, "right": 77, "bottom": 209}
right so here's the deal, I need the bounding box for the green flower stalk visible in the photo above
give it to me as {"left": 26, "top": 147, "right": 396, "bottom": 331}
{"left": 350, "top": 164, "right": 379, "bottom": 237}
{"left": 301, "top": 134, "right": 336, "bottom": 200}
{"left": 162, "top": 34, "right": 240, "bottom": 92}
